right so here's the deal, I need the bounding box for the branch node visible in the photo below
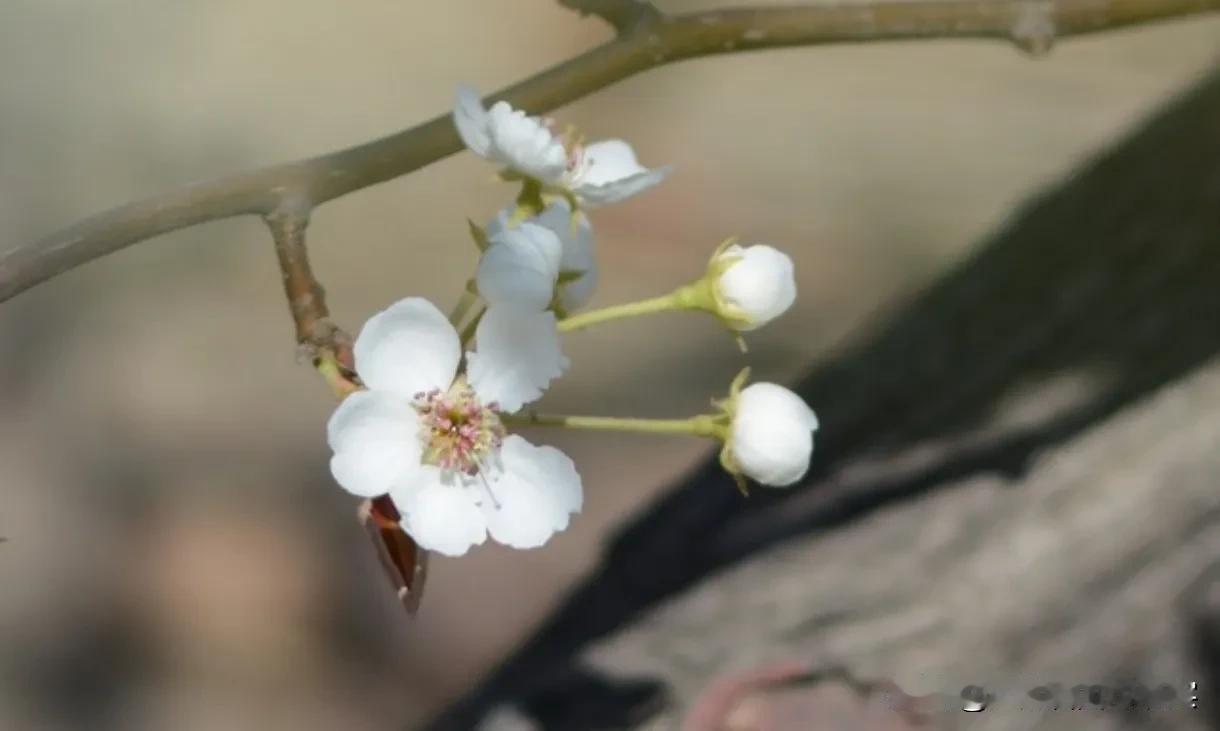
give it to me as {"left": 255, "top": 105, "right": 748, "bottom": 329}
{"left": 559, "top": 0, "right": 662, "bottom": 35}
{"left": 264, "top": 197, "right": 354, "bottom": 371}
{"left": 1011, "top": 0, "right": 1057, "bottom": 56}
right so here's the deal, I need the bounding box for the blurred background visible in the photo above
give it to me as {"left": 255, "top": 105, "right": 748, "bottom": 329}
{"left": 0, "top": 1, "right": 1217, "bottom": 729}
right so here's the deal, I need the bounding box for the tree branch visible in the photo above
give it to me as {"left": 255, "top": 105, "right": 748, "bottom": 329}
{"left": 557, "top": 0, "right": 663, "bottom": 35}
{"left": 1, "top": 0, "right": 1216, "bottom": 306}
{"left": 264, "top": 197, "right": 352, "bottom": 368}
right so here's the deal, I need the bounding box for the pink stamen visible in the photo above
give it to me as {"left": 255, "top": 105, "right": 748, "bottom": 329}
{"left": 413, "top": 381, "right": 507, "bottom": 479}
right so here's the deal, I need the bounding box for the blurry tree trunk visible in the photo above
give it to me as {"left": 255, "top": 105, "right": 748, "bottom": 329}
{"left": 425, "top": 65, "right": 1220, "bottom": 731}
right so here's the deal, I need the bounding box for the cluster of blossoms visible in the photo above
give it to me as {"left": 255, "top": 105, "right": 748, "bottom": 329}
{"left": 326, "top": 87, "right": 818, "bottom": 558}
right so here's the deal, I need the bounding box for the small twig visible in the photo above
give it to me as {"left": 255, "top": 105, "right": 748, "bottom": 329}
{"left": 558, "top": 0, "right": 663, "bottom": 34}
{"left": 1, "top": 0, "right": 1216, "bottom": 306}
{"left": 264, "top": 197, "right": 353, "bottom": 371}
{"left": 268, "top": 200, "right": 412, "bottom": 612}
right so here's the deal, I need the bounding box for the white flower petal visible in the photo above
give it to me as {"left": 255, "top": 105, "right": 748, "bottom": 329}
{"left": 561, "top": 262, "right": 599, "bottom": 312}
{"left": 731, "top": 383, "right": 818, "bottom": 487}
{"left": 476, "top": 222, "right": 564, "bottom": 310}
{"left": 484, "top": 207, "right": 510, "bottom": 240}
{"left": 482, "top": 435, "right": 582, "bottom": 549}
{"left": 488, "top": 200, "right": 598, "bottom": 311}
{"left": 733, "top": 415, "right": 812, "bottom": 486}
{"left": 569, "top": 139, "right": 670, "bottom": 206}
{"left": 453, "top": 86, "right": 492, "bottom": 158}
{"left": 467, "top": 307, "right": 569, "bottom": 413}
{"left": 556, "top": 219, "right": 594, "bottom": 274}
{"left": 326, "top": 390, "right": 423, "bottom": 498}
{"left": 574, "top": 139, "right": 646, "bottom": 185}
{"left": 394, "top": 470, "right": 488, "bottom": 557}
{"left": 487, "top": 102, "right": 568, "bottom": 183}
{"left": 572, "top": 167, "right": 671, "bottom": 206}
{"left": 716, "top": 244, "right": 797, "bottom": 331}
{"left": 528, "top": 199, "right": 585, "bottom": 254}
{"left": 353, "top": 297, "right": 461, "bottom": 398}
{"left": 538, "top": 202, "right": 598, "bottom": 311}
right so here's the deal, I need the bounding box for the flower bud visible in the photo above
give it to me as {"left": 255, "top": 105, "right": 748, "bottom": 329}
{"left": 711, "top": 243, "right": 796, "bottom": 331}
{"left": 476, "top": 221, "right": 563, "bottom": 311}
{"left": 726, "top": 382, "right": 818, "bottom": 487}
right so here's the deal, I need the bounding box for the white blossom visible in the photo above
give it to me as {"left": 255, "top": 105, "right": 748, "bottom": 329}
{"left": 454, "top": 86, "right": 669, "bottom": 207}
{"left": 327, "top": 298, "right": 578, "bottom": 556}
{"left": 728, "top": 382, "right": 818, "bottom": 487}
{"left": 712, "top": 243, "right": 797, "bottom": 331}
{"left": 453, "top": 87, "right": 567, "bottom": 183}
{"left": 476, "top": 221, "right": 564, "bottom": 311}
{"left": 484, "top": 199, "right": 598, "bottom": 312}
{"left": 567, "top": 139, "right": 668, "bottom": 207}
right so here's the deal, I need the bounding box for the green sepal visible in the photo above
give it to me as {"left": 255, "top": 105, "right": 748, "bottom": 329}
{"left": 561, "top": 190, "right": 583, "bottom": 228}
{"left": 467, "top": 219, "right": 490, "bottom": 252}
{"left": 507, "top": 178, "right": 547, "bottom": 226}
{"left": 702, "top": 235, "right": 756, "bottom": 331}
{"left": 719, "top": 440, "right": 749, "bottom": 496}
{"left": 672, "top": 278, "right": 717, "bottom": 312}
{"left": 713, "top": 366, "right": 752, "bottom": 495}
{"left": 556, "top": 269, "right": 585, "bottom": 286}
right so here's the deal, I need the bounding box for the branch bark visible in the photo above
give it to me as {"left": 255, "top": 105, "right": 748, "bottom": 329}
{"left": 264, "top": 198, "right": 348, "bottom": 360}
{"left": 1, "top": 0, "right": 1216, "bottom": 305}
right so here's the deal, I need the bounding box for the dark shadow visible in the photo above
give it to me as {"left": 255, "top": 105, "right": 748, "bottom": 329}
{"left": 422, "top": 66, "right": 1220, "bottom": 730}
{"left": 1185, "top": 563, "right": 1220, "bottom": 729}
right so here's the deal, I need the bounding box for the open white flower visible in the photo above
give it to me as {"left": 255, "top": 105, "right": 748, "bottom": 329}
{"left": 711, "top": 243, "right": 797, "bottom": 331}
{"left": 725, "top": 382, "right": 818, "bottom": 487}
{"left": 454, "top": 86, "right": 669, "bottom": 207}
{"left": 453, "top": 87, "right": 568, "bottom": 183}
{"left": 567, "top": 139, "right": 668, "bottom": 207}
{"left": 327, "top": 298, "right": 578, "bottom": 556}
{"left": 483, "top": 199, "right": 598, "bottom": 312}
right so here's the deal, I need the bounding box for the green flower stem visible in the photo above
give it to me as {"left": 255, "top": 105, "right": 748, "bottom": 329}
{"left": 315, "top": 351, "right": 360, "bottom": 399}
{"left": 503, "top": 411, "right": 726, "bottom": 439}
{"left": 507, "top": 178, "right": 546, "bottom": 225}
{"left": 555, "top": 294, "right": 676, "bottom": 333}
{"left": 557, "top": 279, "right": 714, "bottom": 333}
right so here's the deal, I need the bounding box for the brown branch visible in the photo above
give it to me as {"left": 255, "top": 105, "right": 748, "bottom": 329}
{"left": 558, "top": 0, "right": 663, "bottom": 34}
{"left": 266, "top": 202, "right": 417, "bottom": 617}
{"left": 264, "top": 198, "right": 352, "bottom": 369}
{"left": 1, "top": 0, "right": 1217, "bottom": 306}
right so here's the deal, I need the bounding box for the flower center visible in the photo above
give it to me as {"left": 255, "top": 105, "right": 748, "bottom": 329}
{"left": 558, "top": 123, "right": 587, "bottom": 175}
{"left": 413, "top": 380, "right": 505, "bottom": 477}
